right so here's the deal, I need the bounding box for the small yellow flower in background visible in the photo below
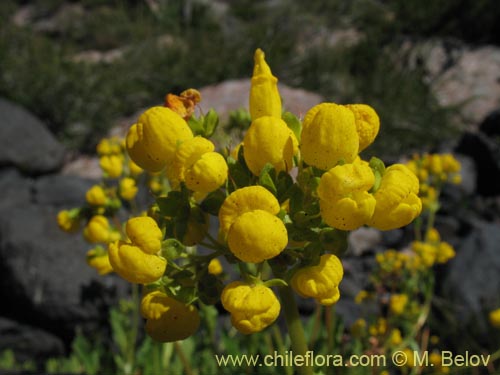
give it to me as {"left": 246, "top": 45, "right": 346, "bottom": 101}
{"left": 412, "top": 241, "right": 437, "bottom": 267}
{"left": 402, "top": 348, "right": 415, "bottom": 368}
{"left": 369, "top": 318, "right": 387, "bottom": 337}
{"left": 489, "top": 308, "right": 500, "bottom": 328}
{"left": 350, "top": 318, "right": 367, "bottom": 338}
{"left": 436, "top": 241, "right": 455, "bottom": 264}
{"left": 291, "top": 254, "right": 344, "bottom": 305}
{"left": 249, "top": 48, "right": 282, "bottom": 120}
{"left": 301, "top": 103, "right": 359, "bottom": 170}
{"left": 208, "top": 258, "right": 223, "bottom": 276}
{"left": 389, "top": 294, "right": 408, "bottom": 315}
{"left": 85, "top": 185, "right": 107, "bottom": 206}
{"left": 99, "top": 154, "right": 123, "bottom": 178}
{"left": 141, "top": 290, "right": 200, "bottom": 342}
{"left": 96, "top": 137, "right": 122, "bottom": 156}
{"left": 318, "top": 160, "right": 376, "bottom": 230}
{"left": 126, "top": 106, "right": 193, "bottom": 172}
{"left": 173, "top": 137, "right": 228, "bottom": 193}
{"left": 128, "top": 158, "right": 143, "bottom": 176}
{"left": 368, "top": 164, "right": 422, "bottom": 231}
{"left": 57, "top": 209, "right": 80, "bottom": 232}
{"left": 430, "top": 352, "right": 450, "bottom": 374}
{"left": 86, "top": 247, "right": 113, "bottom": 275}
{"left": 109, "top": 216, "right": 166, "bottom": 284}
{"left": 354, "top": 290, "right": 369, "bottom": 304}
{"left": 345, "top": 104, "right": 380, "bottom": 152}
{"left": 164, "top": 88, "right": 201, "bottom": 120}
{"left": 389, "top": 328, "right": 403, "bottom": 346}
{"left": 243, "top": 116, "right": 298, "bottom": 176}
{"left": 426, "top": 227, "right": 441, "bottom": 243}
{"left": 221, "top": 281, "right": 280, "bottom": 334}
{"left": 119, "top": 177, "right": 138, "bottom": 201}
{"left": 125, "top": 216, "right": 163, "bottom": 254}
{"left": 84, "top": 215, "right": 118, "bottom": 244}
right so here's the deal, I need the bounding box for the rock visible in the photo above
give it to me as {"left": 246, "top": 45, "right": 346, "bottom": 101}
{"left": 0, "top": 204, "right": 127, "bottom": 344}
{"left": 33, "top": 174, "right": 94, "bottom": 207}
{"left": 405, "top": 39, "right": 500, "bottom": 127}
{"left": 0, "top": 168, "right": 33, "bottom": 210}
{"left": 348, "top": 227, "right": 382, "bottom": 256}
{"left": 455, "top": 131, "right": 500, "bottom": 196}
{"left": 441, "top": 221, "right": 500, "bottom": 328}
{"left": 479, "top": 109, "right": 500, "bottom": 137}
{"left": 0, "top": 317, "right": 64, "bottom": 364}
{"left": 0, "top": 98, "right": 65, "bottom": 174}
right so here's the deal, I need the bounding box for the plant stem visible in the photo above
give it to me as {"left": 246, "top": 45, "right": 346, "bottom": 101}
{"left": 127, "top": 283, "right": 140, "bottom": 375}
{"left": 278, "top": 285, "right": 313, "bottom": 375}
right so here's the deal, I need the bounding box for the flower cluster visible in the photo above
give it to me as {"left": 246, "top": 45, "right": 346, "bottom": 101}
{"left": 57, "top": 48, "right": 423, "bottom": 343}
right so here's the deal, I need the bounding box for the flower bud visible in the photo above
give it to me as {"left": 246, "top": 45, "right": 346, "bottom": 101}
{"left": 99, "top": 155, "right": 123, "bottom": 178}
{"left": 84, "top": 215, "right": 115, "bottom": 244}
{"left": 221, "top": 281, "right": 280, "bottom": 334}
{"left": 85, "top": 185, "right": 107, "bottom": 206}
{"left": 249, "top": 48, "right": 282, "bottom": 120}
{"left": 119, "top": 178, "right": 138, "bottom": 201}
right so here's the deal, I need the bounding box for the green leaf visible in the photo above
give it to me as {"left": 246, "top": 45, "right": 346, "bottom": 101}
{"left": 227, "top": 150, "right": 254, "bottom": 191}
{"left": 282, "top": 111, "right": 302, "bottom": 141}
{"left": 161, "top": 238, "right": 185, "bottom": 259}
{"left": 259, "top": 163, "right": 277, "bottom": 196}
{"left": 200, "top": 189, "right": 226, "bottom": 216}
{"left": 187, "top": 116, "right": 204, "bottom": 136}
{"left": 369, "top": 156, "right": 386, "bottom": 193}
{"left": 156, "top": 191, "right": 190, "bottom": 218}
{"left": 288, "top": 185, "right": 304, "bottom": 216}
{"left": 319, "top": 228, "right": 348, "bottom": 256}
{"left": 203, "top": 108, "right": 219, "bottom": 137}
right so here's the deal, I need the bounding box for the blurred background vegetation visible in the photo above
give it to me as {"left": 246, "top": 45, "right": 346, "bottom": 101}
{"left": 1, "top": 0, "right": 499, "bottom": 155}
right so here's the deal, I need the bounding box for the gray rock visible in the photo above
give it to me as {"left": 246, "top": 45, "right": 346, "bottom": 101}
{"left": 0, "top": 98, "right": 65, "bottom": 174}
{"left": 0, "top": 168, "right": 33, "bottom": 210}
{"left": 348, "top": 227, "right": 382, "bottom": 256}
{"left": 33, "top": 174, "right": 94, "bottom": 207}
{"left": 0, "top": 317, "right": 64, "bottom": 364}
{"left": 442, "top": 221, "right": 500, "bottom": 324}
{"left": 0, "top": 204, "right": 128, "bottom": 342}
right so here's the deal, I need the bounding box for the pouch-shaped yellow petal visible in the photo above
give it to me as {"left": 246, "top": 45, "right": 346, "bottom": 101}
{"left": 83, "top": 215, "right": 111, "bottom": 244}
{"left": 142, "top": 291, "right": 200, "bottom": 342}
{"left": 301, "top": 103, "right": 359, "bottom": 170}
{"left": 368, "top": 164, "right": 422, "bottom": 231}
{"left": 243, "top": 116, "right": 298, "bottom": 176}
{"left": 125, "top": 216, "right": 163, "bottom": 254}
{"left": 320, "top": 192, "right": 376, "bottom": 230}
{"left": 317, "top": 161, "right": 374, "bottom": 202}
{"left": 249, "top": 48, "right": 282, "bottom": 120}
{"left": 291, "top": 254, "right": 344, "bottom": 305}
{"left": 345, "top": 104, "right": 380, "bottom": 152}
{"left": 218, "top": 186, "right": 280, "bottom": 235}
{"left": 173, "top": 136, "right": 214, "bottom": 182}
{"left": 126, "top": 123, "right": 165, "bottom": 172}
{"left": 185, "top": 152, "right": 228, "bottom": 193}
{"left": 227, "top": 210, "right": 287, "bottom": 263}
{"left": 221, "top": 282, "right": 280, "bottom": 334}
{"left": 108, "top": 240, "right": 166, "bottom": 284}
{"left": 140, "top": 107, "right": 193, "bottom": 166}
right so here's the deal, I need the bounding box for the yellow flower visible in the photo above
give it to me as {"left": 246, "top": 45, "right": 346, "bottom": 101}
{"left": 249, "top": 48, "right": 282, "bottom": 120}
{"left": 350, "top": 319, "right": 367, "bottom": 338}
{"left": 86, "top": 248, "right": 113, "bottom": 275}
{"left": 219, "top": 185, "right": 280, "bottom": 235}
{"left": 402, "top": 348, "right": 415, "bottom": 368}
{"left": 301, "top": 103, "right": 359, "bottom": 170}
{"left": 164, "top": 88, "right": 201, "bottom": 120}
{"left": 389, "top": 329, "right": 403, "bottom": 346}
{"left": 119, "top": 178, "right": 138, "bottom": 201}
{"left": 436, "top": 242, "right": 455, "bottom": 264}
{"left": 125, "top": 106, "right": 193, "bottom": 172}
{"left": 291, "top": 254, "right": 344, "bottom": 305}
{"left": 84, "top": 215, "right": 116, "bottom": 244}
{"left": 56, "top": 210, "right": 80, "bottom": 232}
{"left": 345, "top": 104, "right": 380, "bottom": 152}
{"left": 227, "top": 209, "right": 288, "bottom": 263}
{"left": 489, "top": 308, "right": 500, "bottom": 328}
{"left": 243, "top": 116, "right": 298, "bottom": 176}
{"left": 368, "top": 164, "right": 422, "bottom": 230}
{"left": 354, "top": 290, "right": 369, "bottom": 304}
{"left": 173, "top": 137, "right": 227, "bottom": 193}
{"left": 426, "top": 228, "right": 441, "bottom": 243}
{"left": 85, "top": 185, "right": 107, "bottom": 206}
{"left": 208, "top": 258, "right": 223, "bottom": 275}
{"left": 221, "top": 281, "right": 280, "bottom": 334}
{"left": 108, "top": 240, "right": 166, "bottom": 284}
{"left": 141, "top": 290, "right": 200, "bottom": 342}
{"left": 318, "top": 161, "right": 376, "bottom": 230}
{"left": 412, "top": 241, "right": 437, "bottom": 267}
{"left": 430, "top": 352, "right": 450, "bottom": 374}
{"left": 125, "top": 216, "right": 163, "bottom": 254}
{"left": 389, "top": 294, "right": 408, "bottom": 315}
{"left": 99, "top": 155, "right": 123, "bottom": 178}
{"left": 96, "top": 137, "right": 122, "bottom": 155}
{"left": 369, "top": 318, "right": 387, "bottom": 337}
